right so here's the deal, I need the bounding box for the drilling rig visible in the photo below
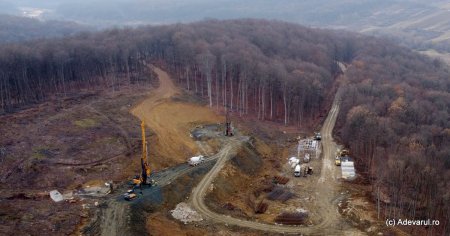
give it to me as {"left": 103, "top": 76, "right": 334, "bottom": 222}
{"left": 125, "top": 121, "right": 153, "bottom": 200}
{"left": 132, "top": 121, "right": 152, "bottom": 185}
{"left": 225, "top": 106, "right": 234, "bottom": 136}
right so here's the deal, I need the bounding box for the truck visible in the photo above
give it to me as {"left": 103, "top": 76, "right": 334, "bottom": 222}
{"left": 335, "top": 149, "right": 350, "bottom": 166}
{"left": 294, "top": 164, "right": 301, "bottom": 177}
{"left": 339, "top": 149, "right": 350, "bottom": 157}
{"left": 189, "top": 155, "right": 205, "bottom": 166}
{"left": 123, "top": 189, "right": 137, "bottom": 201}
{"left": 314, "top": 132, "right": 321, "bottom": 141}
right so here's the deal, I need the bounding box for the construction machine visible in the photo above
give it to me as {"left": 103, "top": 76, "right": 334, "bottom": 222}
{"left": 225, "top": 107, "right": 234, "bottom": 136}
{"left": 339, "top": 149, "right": 350, "bottom": 157}
{"left": 335, "top": 156, "right": 341, "bottom": 166}
{"left": 132, "top": 121, "right": 152, "bottom": 186}
{"left": 314, "top": 132, "right": 321, "bottom": 141}
{"left": 335, "top": 148, "right": 350, "bottom": 166}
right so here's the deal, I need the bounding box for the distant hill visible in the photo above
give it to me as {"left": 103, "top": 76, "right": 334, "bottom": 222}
{"left": 0, "top": 20, "right": 448, "bottom": 235}
{"left": 4, "top": 0, "right": 448, "bottom": 51}
{"left": 0, "top": 14, "right": 91, "bottom": 43}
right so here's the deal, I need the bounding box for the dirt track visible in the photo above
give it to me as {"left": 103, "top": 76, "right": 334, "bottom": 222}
{"left": 131, "top": 66, "right": 179, "bottom": 119}
{"left": 189, "top": 90, "right": 348, "bottom": 234}
{"left": 124, "top": 66, "right": 360, "bottom": 234}
{"left": 131, "top": 66, "right": 221, "bottom": 167}
{"left": 93, "top": 66, "right": 222, "bottom": 236}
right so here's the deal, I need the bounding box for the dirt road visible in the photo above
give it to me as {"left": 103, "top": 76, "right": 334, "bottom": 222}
{"left": 131, "top": 66, "right": 221, "bottom": 168}
{"left": 190, "top": 89, "right": 352, "bottom": 234}
{"left": 131, "top": 66, "right": 179, "bottom": 119}
{"left": 95, "top": 66, "right": 355, "bottom": 235}
{"left": 93, "top": 66, "right": 222, "bottom": 236}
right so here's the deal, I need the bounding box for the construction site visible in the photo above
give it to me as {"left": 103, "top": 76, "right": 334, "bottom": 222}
{"left": 0, "top": 65, "right": 396, "bottom": 236}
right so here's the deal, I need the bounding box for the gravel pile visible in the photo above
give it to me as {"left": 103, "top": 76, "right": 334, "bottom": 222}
{"left": 170, "top": 202, "right": 203, "bottom": 224}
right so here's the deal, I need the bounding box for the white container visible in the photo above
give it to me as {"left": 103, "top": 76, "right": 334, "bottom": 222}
{"left": 189, "top": 155, "right": 205, "bottom": 166}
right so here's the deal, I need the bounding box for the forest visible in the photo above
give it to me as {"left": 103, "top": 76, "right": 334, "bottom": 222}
{"left": 0, "top": 19, "right": 448, "bottom": 234}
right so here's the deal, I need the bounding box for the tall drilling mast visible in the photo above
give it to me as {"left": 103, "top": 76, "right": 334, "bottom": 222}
{"left": 225, "top": 106, "right": 233, "bottom": 136}
{"left": 140, "top": 121, "right": 151, "bottom": 184}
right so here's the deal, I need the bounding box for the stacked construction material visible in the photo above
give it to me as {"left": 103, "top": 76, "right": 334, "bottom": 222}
{"left": 275, "top": 211, "right": 308, "bottom": 225}
{"left": 273, "top": 176, "right": 289, "bottom": 185}
{"left": 255, "top": 201, "right": 268, "bottom": 214}
{"left": 341, "top": 160, "right": 356, "bottom": 180}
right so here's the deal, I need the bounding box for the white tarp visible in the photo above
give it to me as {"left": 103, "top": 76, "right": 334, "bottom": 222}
{"left": 341, "top": 162, "right": 354, "bottom": 167}
{"left": 288, "top": 157, "right": 300, "bottom": 168}
{"left": 49, "top": 190, "right": 64, "bottom": 202}
{"left": 341, "top": 161, "right": 356, "bottom": 180}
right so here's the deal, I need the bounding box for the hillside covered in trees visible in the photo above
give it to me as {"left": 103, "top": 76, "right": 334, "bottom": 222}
{"left": 0, "top": 14, "right": 90, "bottom": 43}
{"left": 0, "top": 19, "right": 448, "bottom": 234}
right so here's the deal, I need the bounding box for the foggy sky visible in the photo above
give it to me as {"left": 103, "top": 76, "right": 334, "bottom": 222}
{"left": 0, "top": 0, "right": 445, "bottom": 27}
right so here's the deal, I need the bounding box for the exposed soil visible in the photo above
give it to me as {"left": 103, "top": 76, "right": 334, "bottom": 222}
{"left": 131, "top": 66, "right": 222, "bottom": 169}
{"left": 81, "top": 66, "right": 230, "bottom": 236}
{"left": 0, "top": 79, "right": 156, "bottom": 235}
{"left": 188, "top": 67, "right": 390, "bottom": 235}
{"left": 1, "top": 65, "right": 399, "bottom": 236}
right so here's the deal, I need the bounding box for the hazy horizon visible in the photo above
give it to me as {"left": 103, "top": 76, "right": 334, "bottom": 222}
{"left": 1, "top": 0, "right": 450, "bottom": 52}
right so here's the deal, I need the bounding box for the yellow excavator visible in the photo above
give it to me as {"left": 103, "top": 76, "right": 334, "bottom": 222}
{"left": 125, "top": 121, "right": 152, "bottom": 201}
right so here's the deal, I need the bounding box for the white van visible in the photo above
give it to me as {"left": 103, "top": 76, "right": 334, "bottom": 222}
{"left": 294, "top": 164, "right": 301, "bottom": 177}
{"left": 188, "top": 155, "right": 205, "bottom": 166}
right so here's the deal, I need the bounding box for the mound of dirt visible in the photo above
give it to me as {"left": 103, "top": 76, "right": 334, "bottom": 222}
{"left": 230, "top": 143, "right": 263, "bottom": 175}
{"left": 205, "top": 142, "right": 265, "bottom": 219}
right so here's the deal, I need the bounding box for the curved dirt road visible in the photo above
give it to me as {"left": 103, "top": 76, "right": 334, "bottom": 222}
{"left": 190, "top": 91, "right": 348, "bottom": 235}
{"left": 131, "top": 66, "right": 179, "bottom": 125}
{"left": 129, "top": 66, "right": 352, "bottom": 234}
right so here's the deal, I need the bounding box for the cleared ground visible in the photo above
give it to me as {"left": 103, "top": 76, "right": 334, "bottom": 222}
{"left": 189, "top": 87, "right": 358, "bottom": 235}
{"left": 1, "top": 65, "right": 397, "bottom": 235}
{"left": 131, "top": 66, "right": 222, "bottom": 169}
{"left": 0, "top": 80, "right": 155, "bottom": 235}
